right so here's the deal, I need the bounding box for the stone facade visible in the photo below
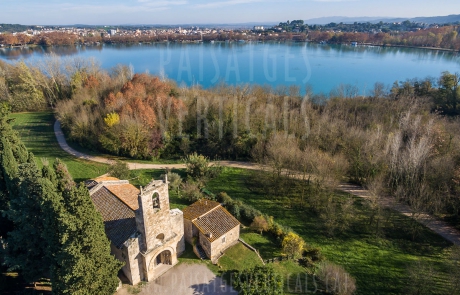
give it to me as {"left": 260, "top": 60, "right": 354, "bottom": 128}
{"left": 88, "top": 176, "right": 185, "bottom": 285}
{"left": 183, "top": 199, "right": 240, "bottom": 263}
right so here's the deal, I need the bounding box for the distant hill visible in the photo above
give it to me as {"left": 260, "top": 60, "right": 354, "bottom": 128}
{"left": 305, "top": 14, "right": 460, "bottom": 25}
{"left": 304, "top": 16, "right": 388, "bottom": 25}
{"left": 0, "top": 23, "right": 37, "bottom": 33}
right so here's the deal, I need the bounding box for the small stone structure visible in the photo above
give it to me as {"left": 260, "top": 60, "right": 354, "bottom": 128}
{"left": 183, "top": 199, "right": 240, "bottom": 263}
{"left": 87, "top": 175, "right": 185, "bottom": 285}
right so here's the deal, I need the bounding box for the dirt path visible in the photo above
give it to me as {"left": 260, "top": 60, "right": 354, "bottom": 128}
{"left": 339, "top": 184, "right": 460, "bottom": 246}
{"left": 54, "top": 121, "right": 460, "bottom": 246}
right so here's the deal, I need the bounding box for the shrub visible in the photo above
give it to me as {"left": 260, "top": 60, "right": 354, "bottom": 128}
{"left": 281, "top": 232, "right": 306, "bottom": 258}
{"left": 107, "top": 160, "right": 130, "bottom": 179}
{"left": 316, "top": 261, "right": 356, "bottom": 295}
{"left": 217, "top": 191, "right": 233, "bottom": 205}
{"left": 184, "top": 152, "right": 210, "bottom": 180}
{"left": 250, "top": 215, "right": 269, "bottom": 234}
{"left": 240, "top": 203, "right": 262, "bottom": 222}
{"left": 180, "top": 181, "right": 203, "bottom": 202}
{"left": 232, "top": 266, "right": 284, "bottom": 295}
{"left": 104, "top": 112, "right": 120, "bottom": 127}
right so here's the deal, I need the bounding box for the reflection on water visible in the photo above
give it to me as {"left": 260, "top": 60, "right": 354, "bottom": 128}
{"left": 1, "top": 42, "right": 459, "bottom": 94}
{"left": 0, "top": 44, "right": 104, "bottom": 59}
{"left": 2, "top": 43, "right": 458, "bottom": 61}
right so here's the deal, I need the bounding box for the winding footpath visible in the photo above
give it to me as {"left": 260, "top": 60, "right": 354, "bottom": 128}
{"left": 54, "top": 121, "right": 460, "bottom": 246}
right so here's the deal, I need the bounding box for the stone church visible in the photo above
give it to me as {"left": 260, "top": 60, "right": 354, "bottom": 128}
{"left": 86, "top": 175, "right": 185, "bottom": 285}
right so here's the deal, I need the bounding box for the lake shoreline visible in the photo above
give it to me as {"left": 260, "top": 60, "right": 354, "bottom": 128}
{"left": 2, "top": 40, "right": 459, "bottom": 54}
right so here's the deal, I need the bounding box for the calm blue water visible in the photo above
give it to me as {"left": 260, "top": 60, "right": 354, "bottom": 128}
{"left": 1, "top": 42, "right": 460, "bottom": 94}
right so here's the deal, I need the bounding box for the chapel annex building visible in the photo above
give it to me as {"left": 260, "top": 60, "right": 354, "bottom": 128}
{"left": 183, "top": 199, "right": 240, "bottom": 263}
{"left": 86, "top": 176, "right": 185, "bottom": 285}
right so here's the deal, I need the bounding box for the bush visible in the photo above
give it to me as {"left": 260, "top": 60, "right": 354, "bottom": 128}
{"left": 184, "top": 152, "right": 210, "bottom": 180}
{"left": 240, "top": 203, "right": 262, "bottom": 222}
{"left": 107, "top": 160, "right": 130, "bottom": 179}
{"left": 180, "top": 181, "right": 203, "bottom": 202}
{"left": 316, "top": 261, "right": 356, "bottom": 295}
{"left": 232, "top": 265, "right": 284, "bottom": 295}
{"left": 281, "top": 232, "right": 306, "bottom": 258}
{"left": 250, "top": 215, "right": 269, "bottom": 234}
{"left": 217, "top": 191, "right": 233, "bottom": 205}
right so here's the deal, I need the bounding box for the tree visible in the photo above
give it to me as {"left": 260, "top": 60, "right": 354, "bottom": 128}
{"left": 8, "top": 62, "right": 47, "bottom": 112}
{"left": 3, "top": 160, "right": 64, "bottom": 283}
{"left": 162, "top": 170, "right": 182, "bottom": 196}
{"left": 435, "top": 71, "right": 460, "bottom": 115}
{"left": 405, "top": 260, "right": 436, "bottom": 295}
{"left": 52, "top": 183, "right": 122, "bottom": 295}
{"left": 0, "top": 104, "right": 29, "bottom": 242}
{"left": 184, "top": 152, "right": 211, "bottom": 180}
{"left": 316, "top": 262, "right": 356, "bottom": 295}
{"left": 281, "top": 232, "right": 305, "bottom": 258}
{"left": 108, "top": 160, "right": 130, "bottom": 179}
{"left": 250, "top": 215, "right": 269, "bottom": 235}
{"left": 180, "top": 180, "right": 203, "bottom": 202}
{"left": 53, "top": 158, "right": 75, "bottom": 192}
{"left": 232, "top": 265, "right": 284, "bottom": 295}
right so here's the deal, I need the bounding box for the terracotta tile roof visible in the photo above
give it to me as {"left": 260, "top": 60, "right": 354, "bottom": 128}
{"left": 105, "top": 184, "right": 140, "bottom": 211}
{"left": 93, "top": 176, "right": 120, "bottom": 182}
{"left": 182, "top": 199, "right": 221, "bottom": 220}
{"left": 192, "top": 206, "right": 240, "bottom": 243}
{"left": 90, "top": 186, "right": 137, "bottom": 248}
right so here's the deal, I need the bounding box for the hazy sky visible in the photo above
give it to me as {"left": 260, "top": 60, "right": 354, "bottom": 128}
{"left": 1, "top": 0, "right": 460, "bottom": 25}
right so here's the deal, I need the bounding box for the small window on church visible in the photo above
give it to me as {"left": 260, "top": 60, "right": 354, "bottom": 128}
{"left": 156, "top": 233, "right": 165, "bottom": 241}
{"left": 152, "top": 192, "right": 160, "bottom": 209}
{"left": 222, "top": 236, "right": 226, "bottom": 243}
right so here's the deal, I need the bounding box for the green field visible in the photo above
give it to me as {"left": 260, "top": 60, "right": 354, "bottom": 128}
{"left": 10, "top": 112, "right": 108, "bottom": 182}
{"left": 9, "top": 112, "right": 457, "bottom": 294}
{"left": 206, "top": 168, "right": 454, "bottom": 295}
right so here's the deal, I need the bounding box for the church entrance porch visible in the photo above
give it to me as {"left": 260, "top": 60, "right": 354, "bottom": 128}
{"left": 155, "top": 250, "right": 172, "bottom": 267}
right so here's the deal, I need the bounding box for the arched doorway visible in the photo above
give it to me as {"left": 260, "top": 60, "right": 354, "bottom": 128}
{"left": 154, "top": 250, "right": 172, "bottom": 267}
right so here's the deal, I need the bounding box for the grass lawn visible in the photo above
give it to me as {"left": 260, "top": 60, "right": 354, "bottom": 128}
{"left": 240, "top": 228, "right": 282, "bottom": 259}
{"left": 217, "top": 242, "right": 263, "bottom": 271}
{"left": 10, "top": 112, "right": 108, "bottom": 182}
{"left": 206, "top": 167, "right": 455, "bottom": 295}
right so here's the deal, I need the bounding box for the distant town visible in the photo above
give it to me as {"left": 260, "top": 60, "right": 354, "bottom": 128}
{"left": 0, "top": 19, "right": 459, "bottom": 50}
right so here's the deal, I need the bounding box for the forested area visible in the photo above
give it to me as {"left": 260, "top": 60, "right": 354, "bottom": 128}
{"left": 309, "top": 25, "right": 460, "bottom": 49}
{"left": 0, "top": 24, "right": 459, "bottom": 50}
{"left": 1, "top": 56, "right": 460, "bottom": 232}
{"left": 0, "top": 104, "right": 122, "bottom": 294}
{"left": 0, "top": 57, "right": 460, "bottom": 231}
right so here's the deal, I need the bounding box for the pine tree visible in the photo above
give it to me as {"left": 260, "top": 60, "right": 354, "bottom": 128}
{"left": 4, "top": 160, "right": 64, "bottom": 283}
{"left": 0, "top": 103, "right": 28, "bottom": 241}
{"left": 53, "top": 158, "right": 75, "bottom": 193}
{"left": 52, "top": 184, "right": 122, "bottom": 295}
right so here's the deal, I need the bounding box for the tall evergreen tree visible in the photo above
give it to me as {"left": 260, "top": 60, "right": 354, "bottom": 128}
{"left": 0, "top": 103, "right": 28, "bottom": 242}
{"left": 52, "top": 183, "right": 122, "bottom": 295}
{"left": 3, "top": 160, "right": 64, "bottom": 283}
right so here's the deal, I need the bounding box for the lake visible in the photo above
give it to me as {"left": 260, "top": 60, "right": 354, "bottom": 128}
{"left": 1, "top": 42, "right": 460, "bottom": 94}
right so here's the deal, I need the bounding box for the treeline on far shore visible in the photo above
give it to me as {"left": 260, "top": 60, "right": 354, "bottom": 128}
{"left": 2, "top": 56, "right": 460, "bottom": 229}
{"left": 1, "top": 25, "right": 460, "bottom": 50}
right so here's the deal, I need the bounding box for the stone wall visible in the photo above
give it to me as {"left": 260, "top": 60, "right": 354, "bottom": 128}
{"left": 209, "top": 225, "right": 240, "bottom": 263}
{"left": 111, "top": 236, "right": 143, "bottom": 285}
{"left": 199, "top": 231, "right": 212, "bottom": 259}
{"left": 184, "top": 218, "right": 194, "bottom": 244}
{"left": 170, "top": 209, "right": 185, "bottom": 255}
